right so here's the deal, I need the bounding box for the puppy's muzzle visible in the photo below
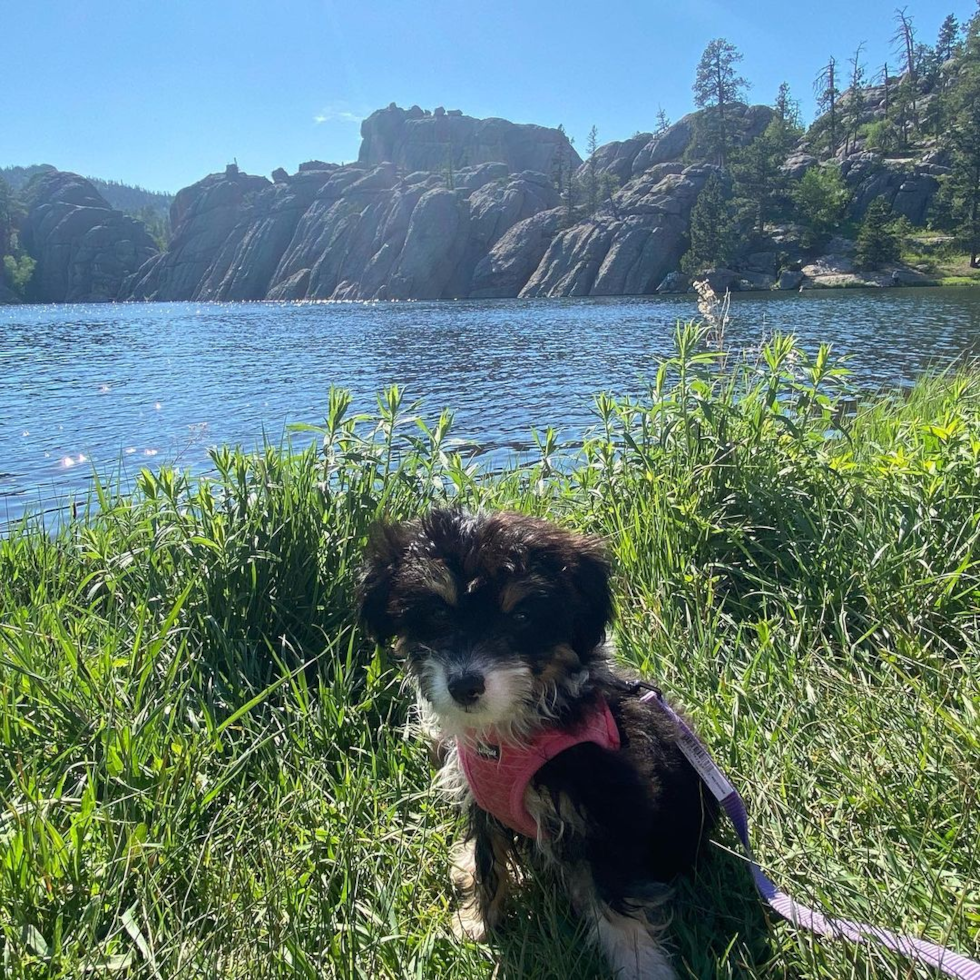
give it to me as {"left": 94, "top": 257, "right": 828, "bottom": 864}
{"left": 447, "top": 671, "right": 486, "bottom": 706}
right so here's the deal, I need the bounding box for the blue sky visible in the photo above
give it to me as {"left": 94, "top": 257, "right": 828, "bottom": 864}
{"left": 3, "top": 0, "right": 974, "bottom": 194}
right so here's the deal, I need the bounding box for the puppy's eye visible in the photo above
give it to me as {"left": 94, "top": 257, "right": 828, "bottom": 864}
{"left": 510, "top": 609, "right": 530, "bottom": 625}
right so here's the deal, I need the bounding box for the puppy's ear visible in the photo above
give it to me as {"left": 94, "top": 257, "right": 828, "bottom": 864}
{"left": 357, "top": 520, "right": 410, "bottom": 644}
{"left": 570, "top": 537, "right": 614, "bottom": 655}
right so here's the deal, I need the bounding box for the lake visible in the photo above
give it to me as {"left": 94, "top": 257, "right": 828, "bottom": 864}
{"left": 3, "top": 288, "right": 980, "bottom": 529}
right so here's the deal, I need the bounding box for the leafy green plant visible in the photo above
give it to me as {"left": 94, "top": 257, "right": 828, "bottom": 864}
{"left": 862, "top": 118, "right": 900, "bottom": 152}
{"left": 2, "top": 253, "right": 35, "bottom": 295}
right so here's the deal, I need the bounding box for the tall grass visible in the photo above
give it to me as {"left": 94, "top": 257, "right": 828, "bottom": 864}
{"left": 1, "top": 324, "right": 978, "bottom": 978}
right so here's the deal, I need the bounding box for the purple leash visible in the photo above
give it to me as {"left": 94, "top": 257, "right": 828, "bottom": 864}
{"left": 639, "top": 687, "right": 980, "bottom": 979}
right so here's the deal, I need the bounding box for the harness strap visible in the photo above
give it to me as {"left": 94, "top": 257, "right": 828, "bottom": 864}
{"left": 640, "top": 687, "right": 980, "bottom": 979}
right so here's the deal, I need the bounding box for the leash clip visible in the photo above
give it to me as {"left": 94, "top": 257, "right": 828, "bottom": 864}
{"left": 629, "top": 679, "right": 663, "bottom": 700}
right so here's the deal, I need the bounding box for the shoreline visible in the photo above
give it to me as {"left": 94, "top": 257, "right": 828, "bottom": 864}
{"left": 2, "top": 277, "right": 980, "bottom": 308}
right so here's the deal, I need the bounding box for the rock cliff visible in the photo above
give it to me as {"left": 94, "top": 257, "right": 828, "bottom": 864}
{"left": 359, "top": 103, "right": 581, "bottom": 175}
{"left": 581, "top": 104, "right": 774, "bottom": 184}
{"left": 125, "top": 159, "right": 560, "bottom": 302}
{"left": 518, "top": 166, "right": 715, "bottom": 298}
{"left": 113, "top": 106, "right": 754, "bottom": 303}
{"left": 19, "top": 171, "right": 158, "bottom": 303}
{"left": 9, "top": 93, "right": 953, "bottom": 304}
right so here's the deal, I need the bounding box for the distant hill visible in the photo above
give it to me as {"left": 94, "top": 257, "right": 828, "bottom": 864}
{"left": 1, "top": 164, "right": 173, "bottom": 219}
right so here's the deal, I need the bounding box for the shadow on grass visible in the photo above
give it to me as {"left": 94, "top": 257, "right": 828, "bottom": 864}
{"left": 474, "top": 848, "right": 778, "bottom": 980}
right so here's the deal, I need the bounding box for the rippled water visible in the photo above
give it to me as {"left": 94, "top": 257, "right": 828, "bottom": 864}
{"left": 2, "top": 288, "right": 980, "bottom": 527}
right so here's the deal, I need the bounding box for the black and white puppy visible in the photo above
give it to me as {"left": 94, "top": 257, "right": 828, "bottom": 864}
{"left": 358, "top": 507, "right": 716, "bottom": 979}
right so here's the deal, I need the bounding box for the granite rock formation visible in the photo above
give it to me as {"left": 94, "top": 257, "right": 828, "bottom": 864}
{"left": 19, "top": 171, "right": 158, "bottom": 303}
{"left": 115, "top": 105, "right": 763, "bottom": 303}
{"left": 8, "top": 91, "right": 955, "bottom": 304}
{"left": 126, "top": 159, "right": 560, "bottom": 302}
{"left": 518, "top": 166, "right": 715, "bottom": 297}
{"left": 358, "top": 103, "right": 581, "bottom": 175}
{"left": 839, "top": 152, "right": 944, "bottom": 225}
{"left": 581, "top": 104, "right": 775, "bottom": 185}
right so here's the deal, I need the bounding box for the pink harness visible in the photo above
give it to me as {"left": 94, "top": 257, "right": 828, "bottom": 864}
{"left": 456, "top": 699, "right": 621, "bottom": 837}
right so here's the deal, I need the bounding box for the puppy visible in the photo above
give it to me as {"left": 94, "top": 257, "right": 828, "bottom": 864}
{"left": 358, "top": 507, "right": 716, "bottom": 980}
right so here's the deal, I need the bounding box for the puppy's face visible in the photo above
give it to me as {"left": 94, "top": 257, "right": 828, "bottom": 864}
{"left": 358, "top": 509, "right": 612, "bottom": 736}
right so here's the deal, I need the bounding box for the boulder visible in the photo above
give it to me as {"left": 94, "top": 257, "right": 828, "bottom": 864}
{"left": 738, "top": 272, "right": 776, "bottom": 291}
{"left": 698, "top": 268, "right": 741, "bottom": 293}
{"left": 629, "top": 104, "right": 775, "bottom": 175}
{"left": 631, "top": 117, "right": 697, "bottom": 173}
{"left": 890, "top": 268, "right": 936, "bottom": 286}
{"left": 781, "top": 151, "right": 818, "bottom": 180}
{"left": 892, "top": 173, "right": 940, "bottom": 225}
{"left": 775, "top": 270, "right": 805, "bottom": 290}
{"left": 656, "top": 271, "right": 690, "bottom": 293}
{"left": 804, "top": 272, "right": 892, "bottom": 289}
{"left": 802, "top": 255, "right": 857, "bottom": 277}
{"left": 583, "top": 132, "right": 654, "bottom": 184}
{"left": 840, "top": 151, "right": 941, "bottom": 224}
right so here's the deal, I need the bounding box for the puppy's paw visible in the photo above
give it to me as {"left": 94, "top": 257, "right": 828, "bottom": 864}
{"left": 452, "top": 902, "right": 489, "bottom": 943}
{"left": 450, "top": 839, "right": 477, "bottom": 895}
{"left": 450, "top": 840, "right": 493, "bottom": 942}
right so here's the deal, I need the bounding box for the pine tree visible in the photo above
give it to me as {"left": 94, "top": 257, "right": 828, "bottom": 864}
{"left": 815, "top": 57, "right": 841, "bottom": 156}
{"left": 936, "top": 14, "right": 960, "bottom": 63}
{"left": 892, "top": 7, "right": 918, "bottom": 127}
{"left": 550, "top": 127, "right": 578, "bottom": 227}
{"left": 792, "top": 164, "right": 850, "bottom": 248}
{"left": 655, "top": 106, "right": 671, "bottom": 136}
{"left": 855, "top": 197, "right": 902, "bottom": 269}
{"left": 774, "top": 81, "right": 802, "bottom": 129}
{"left": 586, "top": 125, "right": 600, "bottom": 216}
{"left": 0, "top": 177, "right": 34, "bottom": 297}
{"left": 551, "top": 124, "right": 568, "bottom": 207}
{"left": 692, "top": 38, "right": 749, "bottom": 166}
{"left": 844, "top": 43, "right": 867, "bottom": 155}
{"left": 0, "top": 178, "right": 14, "bottom": 258}
{"left": 928, "top": 14, "right": 961, "bottom": 136}
{"left": 732, "top": 114, "right": 801, "bottom": 233}
{"left": 880, "top": 62, "right": 891, "bottom": 114}
{"left": 681, "top": 174, "right": 737, "bottom": 273}
{"left": 945, "top": 15, "right": 980, "bottom": 266}
{"left": 893, "top": 74, "right": 916, "bottom": 148}
{"left": 565, "top": 135, "right": 577, "bottom": 225}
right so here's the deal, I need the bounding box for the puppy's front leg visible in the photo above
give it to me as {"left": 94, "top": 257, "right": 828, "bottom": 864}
{"left": 451, "top": 805, "right": 514, "bottom": 942}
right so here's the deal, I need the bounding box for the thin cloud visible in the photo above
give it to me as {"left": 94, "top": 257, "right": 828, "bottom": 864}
{"left": 313, "top": 104, "right": 365, "bottom": 125}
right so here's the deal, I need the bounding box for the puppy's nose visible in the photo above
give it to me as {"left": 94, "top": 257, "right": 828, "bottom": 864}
{"left": 448, "top": 672, "right": 485, "bottom": 706}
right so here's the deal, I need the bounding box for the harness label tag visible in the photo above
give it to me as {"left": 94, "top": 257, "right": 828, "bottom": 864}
{"left": 476, "top": 741, "right": 500, "bottom": 761}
